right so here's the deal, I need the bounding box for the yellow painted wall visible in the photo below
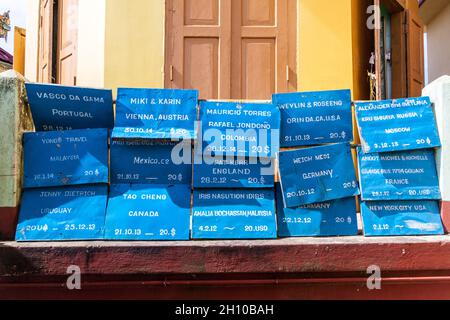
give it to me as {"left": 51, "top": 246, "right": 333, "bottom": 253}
{"left": 104, "top": 0, "right": 165, "bottom": 92}
{"left": 298, "top": 0, "right": 354, "bottom": 95}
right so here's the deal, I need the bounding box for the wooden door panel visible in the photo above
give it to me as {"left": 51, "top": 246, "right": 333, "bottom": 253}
{"left": 232, "top": 0, "right": 289, "bottom": 100}
{"left": 167, "top": 0, "right": 231, "bottom": 99}
{"left": 57, "top": 0, "right": 78, "bottom": 85}
{"left": 184, "top": 0, "right": 219, "bottom": 25}
{"left": 406, "top": 11, "right": 424, "bottom": 97}
{"left": 242, "top": 0, "right": 275, "bottom": 26}
{"left": 241, "top": 39, "right": 275, "bottom": 99}
{"left": 59, "top": 54, "right": 75, "bottom": 85}
{"left": 184, "top": 38, "right": 219, "bottom": 98}
{"left": 391, "top": 11, "right": 407, "bottom": 98}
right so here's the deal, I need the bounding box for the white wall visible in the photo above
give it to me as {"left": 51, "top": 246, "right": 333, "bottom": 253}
{"left": 427, "top": 3, "right": 450, "bottom": 83}
{"left": 24, "top": 0, "right": 39, "bottom": 81}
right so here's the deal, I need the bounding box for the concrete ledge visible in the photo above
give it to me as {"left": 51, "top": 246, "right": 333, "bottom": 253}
{"left": 2, "top": 236, "right": 450, "bottom": 280}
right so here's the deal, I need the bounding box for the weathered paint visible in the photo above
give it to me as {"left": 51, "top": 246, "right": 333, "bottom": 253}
{"left": 0, "top": 70, "right": 34, "bottom": 240}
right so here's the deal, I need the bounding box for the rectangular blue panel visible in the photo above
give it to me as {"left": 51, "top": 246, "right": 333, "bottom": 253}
{"left": 355, "top": 97, "right": 441, "bottom": 153}
{"left": 25, "top": 83, "right": 114, "bottom": 131}
{"left": 15, "top": 185, "right": 107, "bottom": 241}
{"left": 358, "top": 148, "right": 441, "bottom": 201}
{"left": 273, "top": 89, "right": 353, "bottom": 147}
{"left": 197, "top": 101, "right": 280, "bottom": 158}
{"left": 361, "top": 201, "right": 444, "bottom": 236}
{"left": 110, "top": 139, "right": 192, "bottom": 185}
{"left": 193, "top": 155, "right": 274, "bottom": 189}
{"left": 192, "top": 189, "right": 277, "bottom": 239}
{"left": 23, "top": 129, "right": 109, "bottom": 188}
{"left": 278, "top": 143, "right": 360, "bottom": 208}
{"left": 276, "top": 184, "right": 358, "bottom": 237}
{"left": 112, "top": 88, "right": 198, "bottom": 140}
{"left": 104, "top": 184, "right": 191, "bottom": 241}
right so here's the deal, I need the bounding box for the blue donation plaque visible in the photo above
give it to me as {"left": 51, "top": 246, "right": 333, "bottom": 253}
{"left": 193, "top": 155, "right": 274, "bottom": 189}
{"left": 357, "top": 148, "right": 441, "bottom": 201}
{"left": 361, "top": 201, "right": 444, "bottom": 236}
{"left": 276, "top": 185, "right": 357, "bottom": 237}
{"left": 273, "top": 89, "right": 353, "bottom": 147}
{"left": 111, "top": 139, "right": 192, "bottom": 185}
{"left": 23, "top": 128, "right": 109, "bottom": 188}
{"left": 25, "top": 83, "right": 114, "bottom": 131}
{"left": 104, "top": 184, "right": 191, "bottom": 241}
{"left": 355, "top": 97, "right": 441, "bottom": 153}
{"left": 192, "top": 189, "right": 277, "bottom": 239}
{"left": 278, "top": 143, "right": 360, "bottom": 208}
{"left": 15, "top": 185, "right": 107, "bottom": 241}
{"left": 197, "top": 101, "right": 280, "bottom": 158}
{"left": 112, "top": 88, "right": 198, "bottom": 140}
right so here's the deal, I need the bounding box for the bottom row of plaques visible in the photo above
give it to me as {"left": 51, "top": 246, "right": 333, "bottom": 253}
{"left": 15, "top": 184, "right": 444, "bottom": 242}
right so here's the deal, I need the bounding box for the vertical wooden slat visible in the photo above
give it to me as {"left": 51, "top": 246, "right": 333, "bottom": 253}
{"left": 406, "top": 9, "right": 424, "bottom": 97}
{"left": 391, "top": 11, "right": 407, "bottom": 98}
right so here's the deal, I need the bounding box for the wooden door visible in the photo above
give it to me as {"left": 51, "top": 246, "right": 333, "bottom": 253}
{"left": 231, "top": 0, "right": 290, "bottom": 100}
{"left": 38, "top": 0, "right": 53, "bottom": 83}
{"left": 57, "top": 0, "right": 78, "bottom": 85}
{"left": 391, "top": 11, "right": 407, "bottom": 98}
{"left": 165, "top": 0, "right": 296, "bottom": 100}
{"left": 166, "top": 0, "right": 232, "bottom": 99}
{"left": 406, "top": 9, "right": 424, "bottom": 97}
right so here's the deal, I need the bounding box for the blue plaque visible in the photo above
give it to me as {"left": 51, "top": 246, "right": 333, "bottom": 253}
{"left": 193, "top": 155, "right": 274, "bottom": 188}
{"left": 104, "top": 184, "right": 191, "bottom": 241}
{"left": 276, "top": 184, "right": 358, "bottom": 237}
{"left": 273, "top": 89, "right": 353, "bottom": 147}
{"left": 357, "top": 148, "right": 441, "bottom": 201}
{"left": 361, "top": 201, "right": 444, "bottom": 236}
{"left": 23, "top": 129, "right": 109, "bottom": 188}
{"left": 278, "top": 143, "right": 360, "bottom": 208}
{"left": 15, "top": 185, "right": 107, "bottom": 241}
{"left": 192, "top": 189, "right": 277, "bottom": 239}
{"left": 112, "top": 88, "right": 198, "bottom": 140}
{"left": 111, "top": 139, "right": 192, "bottom": 185}
{"left": 25, "top": 83, "right": 114, "bottom": 131}
{"left": 355, "top": 97, "right": 441, "bottom": 153}
{"left": 197, "top": 101, "right": 280, "bottom": 158}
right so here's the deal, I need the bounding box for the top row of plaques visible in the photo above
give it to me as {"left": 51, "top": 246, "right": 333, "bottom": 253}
{"left": 25, "top": 84, "right": 441, "bottom": 154}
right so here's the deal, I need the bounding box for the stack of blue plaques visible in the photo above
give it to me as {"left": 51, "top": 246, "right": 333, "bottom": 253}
{"left": 355, "top": 97, "right": 444, "bottom": 236}
{"left": 191, "top": 101, "right": 280, "bottom": 239}
{"left": 104, "top": 88, "right": 198, "bottom": 241}
{"left": 17, "top": 84, "right": 114, "bottom": 241}
{"left": 273, "top": 90, "right": 359, "bottom": 237}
